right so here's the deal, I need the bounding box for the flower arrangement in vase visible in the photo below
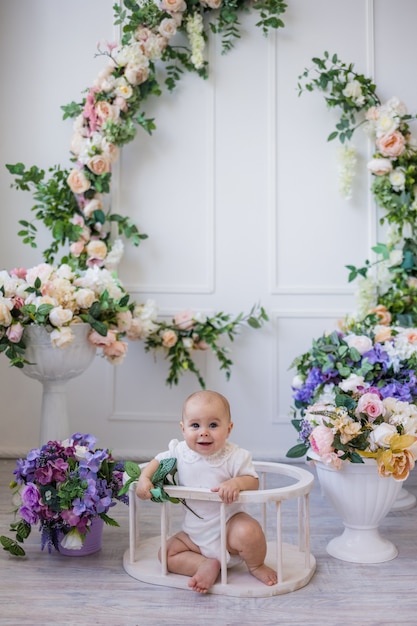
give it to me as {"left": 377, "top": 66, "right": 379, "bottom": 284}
{"left": 0, "top": 433, "right": 140, "bottom": 557}
{"left": 2, "top": 0, "right": 286, "bottom": 387}
{"left": 287, "top": 52, "right": 417, "bottom": 478}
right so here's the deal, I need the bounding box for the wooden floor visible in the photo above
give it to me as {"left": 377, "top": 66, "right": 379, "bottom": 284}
{"left": 1, "top": 457, "right": 417, "bottom": 626}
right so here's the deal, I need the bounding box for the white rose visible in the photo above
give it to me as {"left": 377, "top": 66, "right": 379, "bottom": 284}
{"left": 369, "top": 423, "right": 397, "bottom": 450}
{"left": 344, "top": 334, "right": 373, "bottom": 355}
{"left": 389, "top": 168, "right": 406, "bottom": 191}
{"left": 49, "top": 306, "right": 73, "bottom": 327}
{"left": 386, "top": 97, "right": 407, "bottom": 116}
{"left": 50, "top": 327, "right": 74, "bottom": 348}
{"left": 339, "top": 373, "right": 365, "bottom": 393}
{"left": 193, "top": 311, "right": 208, "bottom": 324}
{"left": 75, "top": 288, "right": 96, "bottom": 309}
{"left": 376, "top": 109, "right": 399, "bottom": 136}
{"left": 73, "top": 444, "right": 90, "bottom": 461}
{"left": 0, "top": 299, "right": 13, "bottom": 326}
{"left": 342, "top": 80, "right": 364, "bottom": 105}
{"left": 367, "top": 158, "right": 393, "bottom": 176}
{"left": 292, "top": 374, "right": 304, "bottom": 390}
{"left": 389, "top": 249, "right": 403, "bottom": 267}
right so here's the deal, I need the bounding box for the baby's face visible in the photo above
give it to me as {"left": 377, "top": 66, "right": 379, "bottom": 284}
{"left": 180, "top": 396, "right": 233, "bottom": 456}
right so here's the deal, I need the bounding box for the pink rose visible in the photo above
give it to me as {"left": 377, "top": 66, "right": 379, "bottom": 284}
{"left": 174, "top": 310, "right": 195, "bottom": 330}
{"left": 10, "top": 267, "right": 27, "bottom": 279}
{"left": 376, "top": 131, "right": 406, "bottom": 157}
{"left": 70, "top": 241, "right": 85, "bottom": 257}
{"left": 355, "top": 392, "right": 386, "bottom": 421}
{"left": 6, "top": 322, "right": 24, "bottom": 343}
{"left": 309, "top": 425, "right": 335, "bottom": 456}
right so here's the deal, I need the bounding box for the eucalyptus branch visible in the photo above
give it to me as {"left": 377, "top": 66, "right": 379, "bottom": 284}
{"left": 298, "top": 51, "right": 380, "bottom": 143}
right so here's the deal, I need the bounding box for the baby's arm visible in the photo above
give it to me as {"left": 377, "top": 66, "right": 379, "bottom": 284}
{"left": 135, "top": 458, "right": 160, "bottom": 499}
{"left": 211, "top": 475, "right": 259, "bottom": 505}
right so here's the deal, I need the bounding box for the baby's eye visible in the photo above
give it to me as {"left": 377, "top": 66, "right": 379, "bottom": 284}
{"left": 209, "top": 422, "right": 218, "bottom": 429}
{"left": 190, "top": 422, "right": 199, "bottom": 429}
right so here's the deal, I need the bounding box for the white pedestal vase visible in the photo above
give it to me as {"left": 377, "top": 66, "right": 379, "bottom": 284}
{"left": 390, "top": 485, "right": 416, "bottom": 512}
{"left": 21, "top": 324, "right": 96, "bottom": 444}
{"left": 315, "top": 459, "right": 403, "bottom": 564}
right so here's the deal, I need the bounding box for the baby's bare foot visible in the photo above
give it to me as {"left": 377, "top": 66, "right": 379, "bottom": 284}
{"left": 249, "top": 564, "right": 278, "bottom": 586}
{"left": 188, "top": 558, "right": 221, "bottom": 594}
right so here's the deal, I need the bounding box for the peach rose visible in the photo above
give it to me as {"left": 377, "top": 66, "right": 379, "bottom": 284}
{"left": 162, "top": 329, "right": 178, "bottom": 348}
{"left": 376, "top": 131, "right": 406, "bottom": 157}
{"left": 369, "top": 304, "right": 391, "bottom": 326}
{"left": 378, "top": 449, "right": 415, "bottom": 481}
{"left": 160, "top": 0, "right": 186, "bottom": 11}
{"left": 88, "top": 329, "right": 117, "bottom": 348}
{"left": 405, "top": 329, "right": 417, "bottom": 344}
{"left": 116, "top": 310, "right": 133, "bottom": 332}
{"left": 67, "top": 168, "right": 91, "bottom": 194}
{"left": 103, "top": 339, "right": 128, "bottom": 364}
{"left": 95, "top": 101, "right": 119, "bottom": 124}
{"left": 374, "top": 326, "right": 392, "bottom": 343}
{"left": 86, "top": 240, "right": 108, "bottom": 261}
{"left": 87, "top": 155, "right": 111, "bottom": 176}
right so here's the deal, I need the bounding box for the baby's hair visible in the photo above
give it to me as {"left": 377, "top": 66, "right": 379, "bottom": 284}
{"left": 182, "top": 390, "right": 231, "bottom": 421}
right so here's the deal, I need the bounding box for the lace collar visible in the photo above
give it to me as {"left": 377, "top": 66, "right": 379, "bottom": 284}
{"left": 181, "top": 441, "right": 237, "bottom": 466}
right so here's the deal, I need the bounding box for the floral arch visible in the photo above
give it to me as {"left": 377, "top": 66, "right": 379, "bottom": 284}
{"left": 1, "top": 0, "right": 287, "bottom": 386}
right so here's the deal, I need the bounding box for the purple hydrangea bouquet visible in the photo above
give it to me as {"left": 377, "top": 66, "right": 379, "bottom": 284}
{"left": 0, "top": 433, "right": 140, "bottom": 556}
{"left": 287, "top": 315, "right": 417, "bottom": 479}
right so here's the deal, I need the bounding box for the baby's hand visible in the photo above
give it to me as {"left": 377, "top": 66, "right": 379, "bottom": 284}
{"left": 135, "top": 476, "right": 154, "bottom": 500}
{"left": 211, "top": 478, "right": 241, "bottom": 504}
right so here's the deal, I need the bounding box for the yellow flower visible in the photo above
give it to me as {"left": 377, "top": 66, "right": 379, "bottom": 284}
{"left": 363, "top": 434, "right": 417, "bottom": 480}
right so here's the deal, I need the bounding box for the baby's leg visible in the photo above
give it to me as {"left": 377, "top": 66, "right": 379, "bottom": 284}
{"left": 226, "top": 512, "right": 278, "bottom": 586}
{"left": 160, "top": 531, "right": 220, "bottom": 594}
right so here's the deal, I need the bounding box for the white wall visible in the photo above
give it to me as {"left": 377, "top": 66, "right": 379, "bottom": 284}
{"left": 1, "top": 0, "right": 416, "bottom": 460}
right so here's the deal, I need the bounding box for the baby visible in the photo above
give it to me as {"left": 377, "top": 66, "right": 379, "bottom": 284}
{"left": 136, "top": 390, "right": 277, "bottom": 593}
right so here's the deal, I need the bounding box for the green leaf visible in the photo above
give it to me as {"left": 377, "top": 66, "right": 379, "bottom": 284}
{"left": 286, "top": 443, "right": 308, "bottom": 458}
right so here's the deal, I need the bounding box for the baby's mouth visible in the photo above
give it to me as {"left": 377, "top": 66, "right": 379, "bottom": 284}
{"left": 197, "top": 441, "right": 212, "bottom": 447}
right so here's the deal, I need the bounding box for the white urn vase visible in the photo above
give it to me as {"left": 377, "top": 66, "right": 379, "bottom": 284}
{"left": 315, "top": 458, "right": 403, "bottom": 563}
{"left": 22, "top": 324, "right": 96, "bottom": 443}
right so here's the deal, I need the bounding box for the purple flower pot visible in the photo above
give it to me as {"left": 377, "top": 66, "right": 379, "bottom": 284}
{"left": 59, "top": 517, "right": 104, "bottom": 557}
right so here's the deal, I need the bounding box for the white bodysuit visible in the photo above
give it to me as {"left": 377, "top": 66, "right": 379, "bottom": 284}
{"left": 155, "top": 439, "right": 258, "bottom": 564}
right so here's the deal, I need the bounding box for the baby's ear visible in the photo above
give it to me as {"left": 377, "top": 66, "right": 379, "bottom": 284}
{"left": 228, "top": 421, "right": 234, "bottom": 434}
